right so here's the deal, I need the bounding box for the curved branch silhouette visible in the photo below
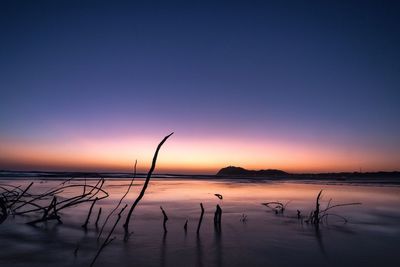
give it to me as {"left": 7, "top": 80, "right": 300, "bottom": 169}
{"left": 123, "top": 132, "right": 174, "bottom": 231}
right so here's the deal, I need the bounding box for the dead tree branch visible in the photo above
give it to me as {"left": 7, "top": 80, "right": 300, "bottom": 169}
{"left": 95, "top": 207, "right": 102, "bottom": 228}
{"left": 196, "top": 203, "right": 204, "bottom": 234}
{"left": 98, "top": 161, "right": 137, "bottom": 240}
{"left": 82, "top": 197, "right": 98, "bottom": 229}
{"left": 90, "top": 204, "right": 127, "bottom": 267}
{"left": 160, "top": 206, "right": 168, "bottom": 232}
{"left": 123, "top": 133, "right": 174, "bottom": 231}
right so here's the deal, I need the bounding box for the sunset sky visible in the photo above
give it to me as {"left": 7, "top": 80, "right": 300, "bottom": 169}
{"left": 1, "top": 1, "right": 399, "bottom": 174}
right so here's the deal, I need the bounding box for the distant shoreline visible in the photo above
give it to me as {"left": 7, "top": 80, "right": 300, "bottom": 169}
{"left": 1, "top": 169, "right": 399, "bottom": 179}
{"left": 0, "top": 170, "right": 399, "bottom": 186}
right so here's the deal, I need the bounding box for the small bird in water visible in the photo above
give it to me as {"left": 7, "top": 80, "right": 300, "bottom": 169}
{"left": 214, "top": 194, "right": 223, "bottom": 200}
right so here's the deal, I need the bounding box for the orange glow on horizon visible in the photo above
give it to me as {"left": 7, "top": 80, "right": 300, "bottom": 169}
{"left": 0, "top": 134, "right": 399, "bottom": 174}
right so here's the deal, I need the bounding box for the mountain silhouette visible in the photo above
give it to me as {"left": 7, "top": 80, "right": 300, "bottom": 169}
{"left": 216, "top": 166, "right": 288, "bottom": 177}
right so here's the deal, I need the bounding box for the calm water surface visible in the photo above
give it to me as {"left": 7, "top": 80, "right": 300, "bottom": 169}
{"left": 0, "top": 178, "right": 399, "bottom": 267}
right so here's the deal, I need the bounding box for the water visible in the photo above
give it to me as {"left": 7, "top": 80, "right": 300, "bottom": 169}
{"left": 1, "top": 178, "right": 399, "bottom": 267}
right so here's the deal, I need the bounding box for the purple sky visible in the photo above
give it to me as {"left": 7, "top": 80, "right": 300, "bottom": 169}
{"left": 1, "top": 1, "right": 399, "bottom": 173}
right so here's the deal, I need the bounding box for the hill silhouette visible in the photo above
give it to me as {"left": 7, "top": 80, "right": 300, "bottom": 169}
{"left": 216, "top": 166, "right": 288, "bottom": 177}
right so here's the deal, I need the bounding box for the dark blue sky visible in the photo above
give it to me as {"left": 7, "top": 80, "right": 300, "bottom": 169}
{"left": 1, "top": 1, "right": 399, "bottom": 172}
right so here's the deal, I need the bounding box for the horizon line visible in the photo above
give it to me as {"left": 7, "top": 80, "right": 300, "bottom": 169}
{"left": 1, "top": 168, "right": 399, "bottom": 176}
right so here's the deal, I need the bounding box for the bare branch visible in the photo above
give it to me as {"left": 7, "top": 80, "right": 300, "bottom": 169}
{"left": 123, "top": 133, "right": 174, "bottom": 231}
{"left": 196, "top": 203, "right": 204, "bottom": 234}
{"left": 90, "top": 204, "right": 127, "bottom": 267}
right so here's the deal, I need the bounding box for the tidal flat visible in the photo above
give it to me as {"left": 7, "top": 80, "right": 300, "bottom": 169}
{"left": 1, "top": 178, "right": 399, "bottom": 267}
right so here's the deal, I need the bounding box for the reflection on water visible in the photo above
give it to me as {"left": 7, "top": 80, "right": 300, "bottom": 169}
{"left": 0, "top": 178, "right": 400, "bottom": 267}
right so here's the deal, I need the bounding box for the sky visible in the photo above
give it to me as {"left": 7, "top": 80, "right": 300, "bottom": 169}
{"left": 0, "top": 0, "right": 399, "bottom": 174}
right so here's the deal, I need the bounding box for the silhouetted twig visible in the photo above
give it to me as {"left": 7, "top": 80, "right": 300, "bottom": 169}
{"left": 82, "top": 197, "right": 98, "bottom": 229}
{"left": 13, "top": 179, "right": 108, "bottom": 216}
{"left": 321, "top": 202, "right": 362, "bottom": 213}
{"left": 214, "top": 194, "right": 223, "bottom": 200}
{"left": 98, "top": 161, "right": 137, "bottom": 240}
{"left": 214, "top": 204, "right": 222, "bottom": 231}
{"left": 8, "top": 182, "right": 33, "bottom": 208}
{"left": 123, "top": 133, "right": 174, "bottom": 232}
{"left": 261, "top": 201, "right": 290, "bottom": 214}
{"left": 312, "top": 190, "right": 323, "bottom": 225}
{"left": 90, "top": 204, "right": 127, "bottom": 267}
{"left": 52, "top": 197, "right": 62, "bottom": 224}
{"left": 160, "top": 206, "right": 168, "bottom": 232}
{"left": 0, "top": 198, "right": 7, "bottom": 224}
{"left": 27, "top": 196, "right": 62, "bottom": 225}
{"left": 196, "top": 203, "right": 204, "bottom": 234}
{"left": 95, "top": 207, "right": 102, "bottom": 229}
{"left": 302, "top": 190, "right": 361, "bottom": 225}
{"left": 20, "top": 178, "right": 107, "bottom": 225}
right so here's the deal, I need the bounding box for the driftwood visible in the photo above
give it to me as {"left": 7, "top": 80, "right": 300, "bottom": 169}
{"left": 214, "top": 194, "right": 223, "bottom": 200}
{"left": 27, "top": 196, "right": 63, "bottom": 225}
{"left": 303, "top": 190, "right": 361, "bottom": 226}
{"left": 123, "top": 133, "right": 173, "bottom": 232}
{"left": 0, "top": 198, "right": 7, "bottom": 224}
{"left": 261, "top": 201, "right": 290, "bottom": 214}
{"left": 196, "top": 203, "right": 204, "bottom": 234}
{"left": 214, "top": 204, "right": 222, "bottom": 231}
{"left": 98, "top": 161, "right": 137, "bottom": 240}
{"left": 32, "top": 181, "right": 106, "bottom": 225}
{"left": 90, "top": 204, "right": 127, "bottom": 267}
{"left": 261, "top": 189, "right": 361, "bottom": 226}
{"left": 8, "top": 182, "right": 33, "bottom": 208}
{"left": 160, "top": 206, "right": 168, "bottom": 232}
{"left": 312, "top": 190, "right": 322, "bottom": 225}
{"left": 82, "top": 197, "right": 98, "bottom": 229}
{"left": 0, "top": 177, "right": 109, "bottom": 225}
{"left": 52, "top": 197, "right": 62, "bottom": 224}
{"left": 13, "top": 180, "right": 108, "bottom": 216}
{"left": 95, "top": 207, "right": 102, "bottom": 228}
